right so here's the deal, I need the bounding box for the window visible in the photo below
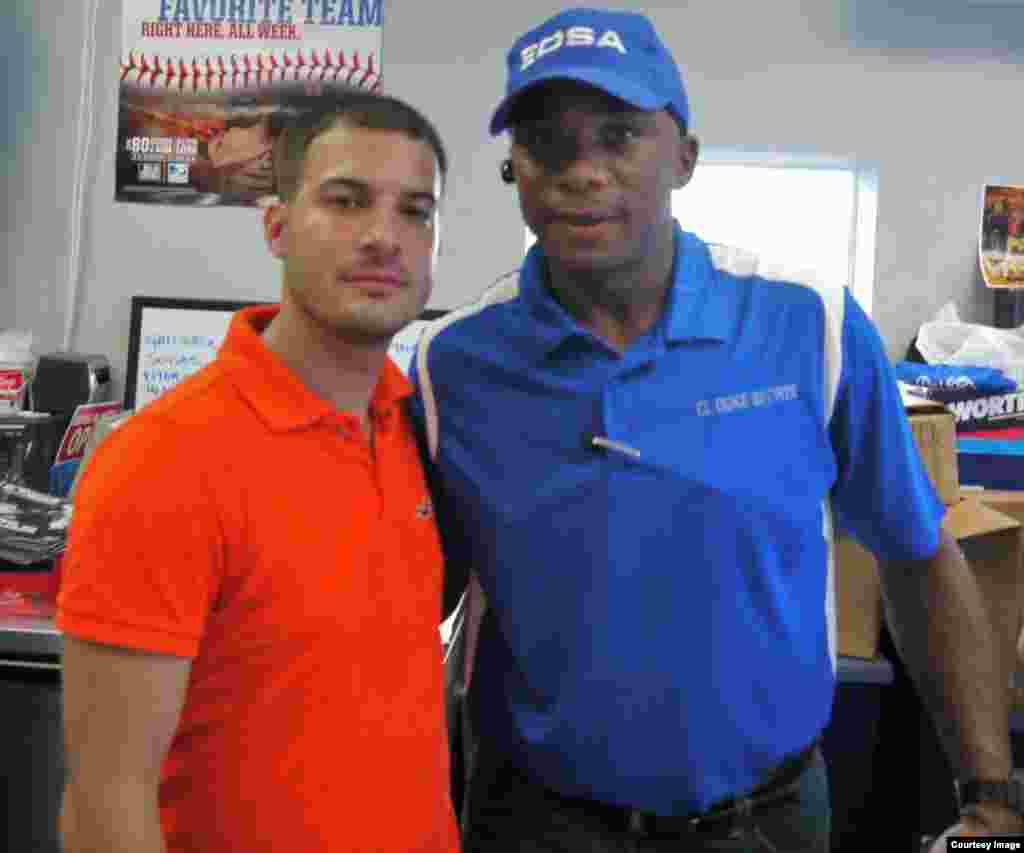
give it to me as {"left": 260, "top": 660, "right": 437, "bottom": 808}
{"left": 525, "top": 152, "right": 879, "bottom": 314}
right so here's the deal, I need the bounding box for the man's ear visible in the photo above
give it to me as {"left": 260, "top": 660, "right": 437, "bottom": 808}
{"left": 675, "top": 133, "right": 700, "bottom": 190}
{"left": 263, "top": 204, "right": 286, "bottom": 258}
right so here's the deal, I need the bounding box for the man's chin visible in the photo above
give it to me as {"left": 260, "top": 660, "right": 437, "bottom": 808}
{"left": 544, "top": 243, "right": 625, "bottom": 274}
{"left": 330, "top": 307, "right": 422, "bottom": 346}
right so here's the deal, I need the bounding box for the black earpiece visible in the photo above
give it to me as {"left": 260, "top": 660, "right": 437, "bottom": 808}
{"left": 500, "top": 159, "right": 515, "bottom": 184}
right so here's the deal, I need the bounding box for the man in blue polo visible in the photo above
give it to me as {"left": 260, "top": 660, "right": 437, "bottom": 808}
{"left": 412, "top": 7, "right": 1024, "bottom": 851}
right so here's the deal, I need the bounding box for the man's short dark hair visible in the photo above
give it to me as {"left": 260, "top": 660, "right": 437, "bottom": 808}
{"left": 272, "top": 88, "right": 448, "bottom": 202}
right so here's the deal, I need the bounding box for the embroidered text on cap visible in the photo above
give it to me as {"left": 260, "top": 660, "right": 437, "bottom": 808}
{"left": 520, "top": 27, "right": 627, "bottom": 70}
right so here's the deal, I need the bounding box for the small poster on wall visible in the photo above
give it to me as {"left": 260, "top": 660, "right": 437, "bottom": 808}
{"left": 980, "top": 184, "right": 1024, "bottom": 288}
{"left": 116, "top": 0, "right": 383, "bottom": 207}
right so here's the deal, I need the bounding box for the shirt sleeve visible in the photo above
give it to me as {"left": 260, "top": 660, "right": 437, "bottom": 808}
{"left": 56, "top": 415, "right": 225, "bottom": 657}
{"left": 829, "top": 290, "right": 945, "bottom": 562}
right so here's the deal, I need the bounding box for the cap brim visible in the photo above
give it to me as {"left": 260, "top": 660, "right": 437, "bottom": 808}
{"left": 489, "top": 66, "right": 669, "bottom": 135}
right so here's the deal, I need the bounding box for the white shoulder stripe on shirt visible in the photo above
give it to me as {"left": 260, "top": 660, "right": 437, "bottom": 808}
{"left": 414, "top": 271, "right": 521, "bottom": 462}
{"left": 414, "top": 273, "right": 522, "bottom": 693}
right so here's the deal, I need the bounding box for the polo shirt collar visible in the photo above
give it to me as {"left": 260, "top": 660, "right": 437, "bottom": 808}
{"left": 220, "top": 305, "right": 412, "bottom": 432}
{"left": 517, "top": 223, "right": 736, "bottom": 360}
{"left": 663, "top": 226, "right": 735, "bottom": 345}
{"left": 516, "top": 247, "right": 581, "bottom": 357}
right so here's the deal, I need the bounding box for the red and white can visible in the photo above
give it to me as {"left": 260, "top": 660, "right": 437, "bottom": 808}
{"left": 0, "top": 363, "right": 32, "bottom": 411}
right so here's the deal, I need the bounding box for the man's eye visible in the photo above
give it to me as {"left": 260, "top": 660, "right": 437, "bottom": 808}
{"left": 601, "top": 124, "right": 637, "bottom": 149}
{"left": 404, "top": 206, "right": 434, "bottom": 224}
{"left": 517, "top": 124, "right": 557, "bottom": 151}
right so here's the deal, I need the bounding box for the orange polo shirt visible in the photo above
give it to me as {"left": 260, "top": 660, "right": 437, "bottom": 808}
{"left": 57, "top": 306, "right": 459, "bottom": 853}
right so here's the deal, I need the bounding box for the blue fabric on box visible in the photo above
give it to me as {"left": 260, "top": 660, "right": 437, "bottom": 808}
{"left": 893, "top": 361, "right": 1017, "bottom": 400}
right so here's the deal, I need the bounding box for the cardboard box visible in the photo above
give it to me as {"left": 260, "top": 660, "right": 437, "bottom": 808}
{"left": 836, "top": 499, "right": 1022, "bottom": 670}
{"left": 908, "top": 412, "right": 960, "bottom": 505}
{"left": 974, "top": 489, "right": 1024, "bottom": 528}
{"left": 903, "top": 392, "right": 960, "bottom": 506}
{"left": 835, "top": 534, "right": 883, "bottom": 659}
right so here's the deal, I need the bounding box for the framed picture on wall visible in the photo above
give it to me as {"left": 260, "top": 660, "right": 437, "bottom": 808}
{"left": 124, "top": 295, "right": 447, "bottom": 411}
{"left": 124, "top": 296, "right": 270, "bottom": 411}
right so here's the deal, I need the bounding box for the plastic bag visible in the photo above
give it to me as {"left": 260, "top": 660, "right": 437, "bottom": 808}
{"left": 915, "top": 302, "right": 1024, "bottom": 386}
{"left": 0, "top": 329, "right": 34, "bottom": 362}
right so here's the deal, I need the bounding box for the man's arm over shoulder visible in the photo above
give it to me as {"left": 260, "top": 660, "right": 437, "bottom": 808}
{"left": 61, "top": 637, "right": 191, "bottom": 853}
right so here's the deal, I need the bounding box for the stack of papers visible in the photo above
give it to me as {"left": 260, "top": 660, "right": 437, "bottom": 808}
{"left": 0, "top": 481, "right": 71, "bottom": 566}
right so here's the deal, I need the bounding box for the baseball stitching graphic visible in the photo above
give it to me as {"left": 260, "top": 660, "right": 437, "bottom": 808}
{"left": 119, "top": 48, "right": 381, "bottom": 91}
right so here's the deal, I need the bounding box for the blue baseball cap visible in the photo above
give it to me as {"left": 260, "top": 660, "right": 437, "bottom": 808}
{"left": 489, "top": 7, "right": 691, "bottom": 136}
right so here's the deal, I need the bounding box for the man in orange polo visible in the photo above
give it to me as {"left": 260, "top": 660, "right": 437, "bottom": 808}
{"left": 57, "top": 90, "right": 459, "bottom": 853}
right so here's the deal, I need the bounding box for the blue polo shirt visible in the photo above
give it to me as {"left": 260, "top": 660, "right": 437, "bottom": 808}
{"left": 411, "top": 225, "right": 943, "bottom": 815}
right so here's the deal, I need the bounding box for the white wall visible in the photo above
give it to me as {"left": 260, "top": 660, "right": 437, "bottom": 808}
{"left": 3, "top": 0, "right": 1023, "bottom": 399}
{"left": 1, "top": 0, "right": 76, "bottom": 354}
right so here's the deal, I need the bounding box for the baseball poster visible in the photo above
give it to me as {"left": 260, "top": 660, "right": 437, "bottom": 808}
{"left": 980, "top": 184, "right": 1024, "bottom": 289}
{"left": 116, "top": 0, "right": 383, "bottom": 207}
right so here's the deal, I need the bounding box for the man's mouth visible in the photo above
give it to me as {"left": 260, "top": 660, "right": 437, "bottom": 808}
{"left": 556, "top": 210, "right": 615, "bottom": 226}
{"left": 340, "top": 271, "right": 404, "bottom": 292}
{"left": 548, "top": 211, "right": 621, "bottom": 242}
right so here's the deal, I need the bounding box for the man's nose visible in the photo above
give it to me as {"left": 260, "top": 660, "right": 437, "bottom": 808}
{"left": 357, "top": 207, "right": 401, "bottom": 255}
{"left": 555, "top": 143, "right": 612, "bottom": 191}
